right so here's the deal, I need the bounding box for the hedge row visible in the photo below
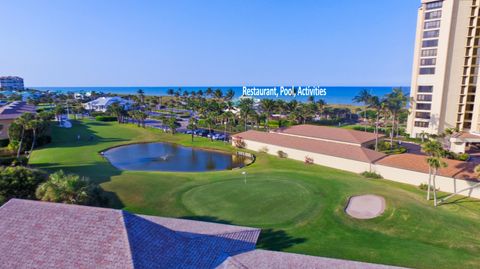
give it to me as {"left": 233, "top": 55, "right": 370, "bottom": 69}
{"left": 95, "top": 116, "right": 117, "bottom": 122}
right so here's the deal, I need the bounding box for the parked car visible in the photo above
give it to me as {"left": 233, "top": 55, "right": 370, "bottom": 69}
{"left": 194, "top": 129, "right": 209, "bottom": 137}
{"left": 214, "top": 134, "right": 227, "bottom": 141}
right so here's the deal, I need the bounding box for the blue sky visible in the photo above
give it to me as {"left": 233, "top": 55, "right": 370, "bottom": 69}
{"left": 0, "top": 0, "right": 420, "bottom": 87}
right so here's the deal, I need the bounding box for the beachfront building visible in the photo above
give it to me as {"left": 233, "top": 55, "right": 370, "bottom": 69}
{"left": 83, "top": 96, "right": 132, "bottom": 112}
{"left": 233, "top": 124, "right": 480, "bottom": 199}
{"left": 0, "top": 199, "right": 399, "bottom": 269}
{"left": 0, "top": 76, "right": 24, "bottom": 91}
{"left": 74, "top": 91, "right": 92, "bottom": 100}
{"left": 406, "top": 0, "right": 480, "bottom": 152}
{"left": 0, "top": 101, "right": 36, "bottom": 139}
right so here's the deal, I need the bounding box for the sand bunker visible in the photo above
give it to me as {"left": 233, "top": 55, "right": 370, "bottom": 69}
{"left": 345, "top": 195, "right": 385, "bottom": 219}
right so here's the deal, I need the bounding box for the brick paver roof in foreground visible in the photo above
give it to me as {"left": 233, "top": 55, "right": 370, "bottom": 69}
{"left": 273, "top": 124, "right": 382, "bottom": 145}
{"left": 234, "top": 130, "right": 386, "bottom": 163}
{"left": 0, "top": 199, "right": 260, "bottom": 269}
{"left": 0, "top": 199, "right": 405, "bottom": 269}
{"left": 220, "top": 249, "right": 406, "bottom": 269}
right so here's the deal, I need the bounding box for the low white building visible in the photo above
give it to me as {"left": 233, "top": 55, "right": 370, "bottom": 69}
{"left": 233, "top": 124, "right": 480, "bottom": 199}
{"left": 83, "top": 96, "right": 132, "bottom": 112}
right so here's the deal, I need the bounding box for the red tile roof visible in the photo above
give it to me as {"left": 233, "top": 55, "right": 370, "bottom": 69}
{"left": 234, "top": 130, "right": 386, "bottom": 163}
{"left": 375, "top": 153, "right": 479, "bottom": 181}
{"left": 273, "top": 124, "right": 382, "bottom": 145}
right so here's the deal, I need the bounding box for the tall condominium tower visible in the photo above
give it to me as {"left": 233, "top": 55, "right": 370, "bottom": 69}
{"left": 0, "top": 76, "right": 24, "bottom": 91}
{"left": 407, "top": 0, "right": 480, "bottom": 143}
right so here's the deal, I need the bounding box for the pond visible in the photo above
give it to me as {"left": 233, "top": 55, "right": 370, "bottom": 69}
{"left": 103, "top": 142, "right": 248, "bottom": 172}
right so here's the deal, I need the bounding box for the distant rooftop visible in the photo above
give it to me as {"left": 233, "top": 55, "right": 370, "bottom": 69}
{"left": 85, "top": 96, "right": 129, "bottom": 106}
{"left": 0, "top": 76, "right": 23, "bottom": 81}
{"left": 273, "top": 124, "right": 382, "bottom": 145}
{"left": 0, "top": 101, "right": 36, "bottom": 120}
{"left": 376, "top": 153, "right": 479, "bottom": 182}
{"left": 234, "top": 130, "right": 386, "bottom": 163}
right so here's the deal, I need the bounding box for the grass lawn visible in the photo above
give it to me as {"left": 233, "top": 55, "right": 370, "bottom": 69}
{"left": 30, "top": 120, "right": 480, "bottom": 269}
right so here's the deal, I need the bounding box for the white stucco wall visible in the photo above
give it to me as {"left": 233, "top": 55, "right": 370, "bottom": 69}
{"left": 373, "top": 164, "right": 480, "bottom": 199}
{"left": 240, "top": 139, "right": 372, "bottom": 174}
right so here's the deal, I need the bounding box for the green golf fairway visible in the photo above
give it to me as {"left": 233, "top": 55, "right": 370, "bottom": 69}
{"left": 29, "top": 120, "right": 480, "bottom": 269}
{"left": 182, "top": 178, "right": 318, "bottom": 226}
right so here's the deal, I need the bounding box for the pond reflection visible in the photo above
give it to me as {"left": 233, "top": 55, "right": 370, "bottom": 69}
{"left": 104, "top": 142, "right": 247, "bottom": 172}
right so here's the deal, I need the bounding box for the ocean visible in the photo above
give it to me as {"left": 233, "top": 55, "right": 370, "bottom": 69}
{"left": 32, "top": 86, "right": 410, "bottom": 105}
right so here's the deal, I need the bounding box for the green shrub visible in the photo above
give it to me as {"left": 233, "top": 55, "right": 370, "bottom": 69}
{"left": 0, "top": 166, "right": 46, "bottom": 204}
{"left": 95, "top": 116, "right": 117, "bottom": 122}
{"left": 90, "top": 111, "right": 108, "bottom": 117}
{"left": 259, "top": 146, "right": 269, "bottom": 153}
{"left": 277, "top": 150, "right": 288, "bottom": 158}
{"left": 442, "top": 150, "right": 470, "bottom": 161}
{"left": 457, "top": 153, "right": 470, "bottom": 161}
{"left": 0, "top": 156, "right": 28, "bottom": 166}
{"left": 361, "top": 171, "right": 383, "bottom": 179}
{"left": 419, "top": 183, "right": 438, "bottom": 191}
{"left": 0, "top": 139, "right": 9, "bottom": 147}
{"left": 312, "top": 119, "right": 342, "bottom": 126}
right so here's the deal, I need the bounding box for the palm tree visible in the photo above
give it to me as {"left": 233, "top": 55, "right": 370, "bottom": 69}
{"left": 420, "top": 130, "right": 429, "bottom": 143}
{"left": 221, "top": 111, "right": 234, "bottom": 140}
{"left": 225, "top": 88, "right": 235, "bottom": 101}
{"left": 213, "top": 89, "right": 223, "bottom": 100}
{"left": 167, "top": 117, "right": 177, "bottom": 134}
{"left": 26, "top": 119, "right": 41, "bottom": 159}
{"left": 206, "top": 88, "right": 213, "bottom": 97}
{"left": 137, "top": 111, "right": 148, "bottom": 128}
{"left": 259, "top": 99, "right": 276, "bottom": 131}
{"left": 367, "top": 95, "right": 383, "bottom": 151}
{"left": 384, "top": 88, "right": 408, "bottom": 146}
{"left": 353, "top": 89, "right": 372, "bottom": 131}
{"left": 54, "top": 105, "right": 65, "bottom": 123}
{"left": 238, "top": 98, "right": 254, "bottom": 131}
{"left": 187, "top": 117, "right": 197, "bottom": 142}
{"left": 205, "top": 112, "right": 217, "bottom": 140}
{"left": 35, "top": 170, "right": 98, "bottom": 205}
{"left": 137, "top": 89, "right": 145, "bottom": 104}
{"left": 286, "top": 100, "right": 299, "bottom": 114}
{"left": 107, "top": 102, "right": 125, "bottom": 124}
{"left": 426, "top": 156, "right": 447, "bottom": 207}
{"left": 422, "top": 140, "right": 445, "bottom": 205}
{"left": 15, "top": 113, "right": 35, "bottom": 158}
{"left": 316, "top": 99, "right": 326, "bottom": 119}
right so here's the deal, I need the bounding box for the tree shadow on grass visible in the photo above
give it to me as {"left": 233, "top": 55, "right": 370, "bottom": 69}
{"left": 438, "top": 195, "right": 480, "bottom": 205}
{"left": 180, "top": 215, "right": 234, "bottom": 225}
{"left": 256, "top": 228, "right": 307, "bottom": 251}
{"left": 180, "top": 215, "right": 307, "bottom": 251}
{"left": 44, "top": 120, "right": 129, "bottom": 148}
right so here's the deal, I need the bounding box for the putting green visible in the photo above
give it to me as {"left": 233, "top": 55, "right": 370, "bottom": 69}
{"left": 181, "top": 178, "right": 318, "bottom": 226}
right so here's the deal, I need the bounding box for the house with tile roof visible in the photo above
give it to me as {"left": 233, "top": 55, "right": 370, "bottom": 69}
{"left": 233, "top": 125, "right": 386, "bottom": 174}
{"left": 232, "top": 124, "right": 480, "bottom": 199}
{"left": 273, "top": 124, "right": 383, "bottom": 147}
{"left": 0, "top": 101, "right": 36, "bottom": 139}
{"left": 0, "top": 199, "right": 403, "bottom": 269}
